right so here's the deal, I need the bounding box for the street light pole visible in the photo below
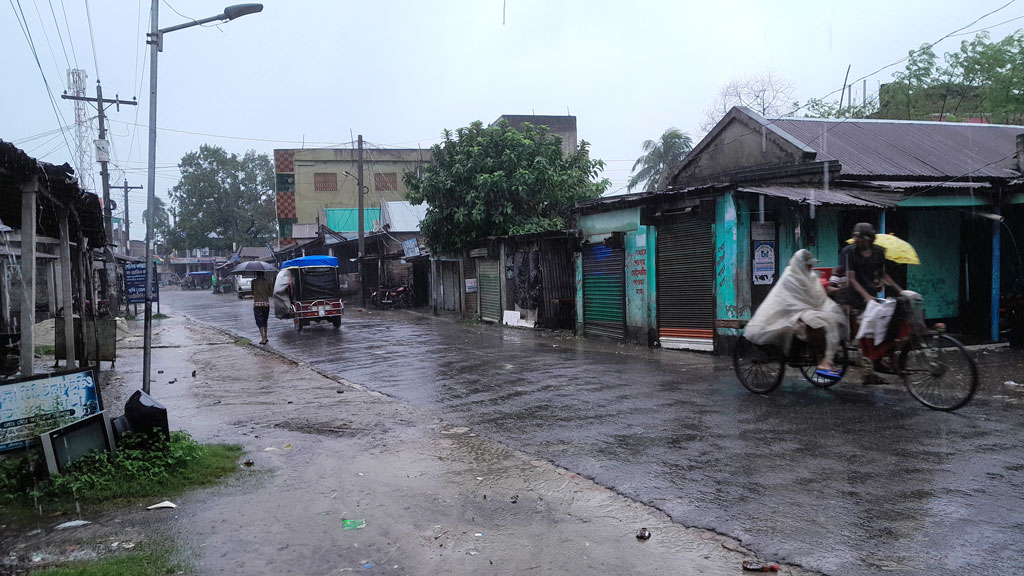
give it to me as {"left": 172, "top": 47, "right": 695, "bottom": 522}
{"left": 142, "top": 2, "right": 263, "bottom": 394}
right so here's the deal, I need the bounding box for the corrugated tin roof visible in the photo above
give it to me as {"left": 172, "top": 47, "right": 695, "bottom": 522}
{"left": 769, "top": 117, "right": 1022, "bottom": 178}
{"left": 383, "top": 201, "right": 427, "bottom": 232}
{"left": 237, "top": 246, "right": 273, "bottom": 259}
{"left": 737, "top": 186, "right": 890, "bottom": 207}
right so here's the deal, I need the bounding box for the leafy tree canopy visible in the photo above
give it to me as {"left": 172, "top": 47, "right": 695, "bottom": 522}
{"left": 167, "top": 144, "right": 276, "bottom": 251}
{"left": 628, "top": 128, "right": 694, "bottom": 192}
{"left": 801, "top": 30, "right": 1024, "bottom": 124}
{"left": 404, "top": 120, "right": 609, "bottom": 254}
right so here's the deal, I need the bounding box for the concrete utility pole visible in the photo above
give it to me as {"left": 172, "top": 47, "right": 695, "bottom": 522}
{"left": 62, "top": 82, "right": 136, "bottom": 316}
{"left": 19, "top": 178, "right": 37, "bottom": 377}
{"left": 119, "top": 180, "right": 143, "bottom": 254}
{"left": 357, "top": 134, "right": 365, "bottom": 308}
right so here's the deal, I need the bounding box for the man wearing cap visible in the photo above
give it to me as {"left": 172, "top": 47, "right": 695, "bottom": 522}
{"left": 840, "top": 222, "right": 902, "bottom": 311}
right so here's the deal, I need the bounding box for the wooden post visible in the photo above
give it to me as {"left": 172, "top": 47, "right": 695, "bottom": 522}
{"left": 77, "top": 239, "right": 90, "bottom": 368}
{"left": 46, "top": 260, "right": 57, "bottom": 317}
{"left": 458, "top": 258, "right": 466, "bottom": 316}
{"left": 58, "top": 212, "right": 76, "bottom": 367}
{"left": 19, "top": 178, "right": 37, "bottom": 377}
{"left": 430, "top": 259, "right": 438, "bottom": 315}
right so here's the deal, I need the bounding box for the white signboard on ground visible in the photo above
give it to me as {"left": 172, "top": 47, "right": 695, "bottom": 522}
{"left": 0, "top": 369, "right": 103, "bottom": 453}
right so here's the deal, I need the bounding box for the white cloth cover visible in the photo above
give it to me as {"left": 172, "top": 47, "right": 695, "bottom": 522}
{"left": 855, "top": 298, "right": 896, "bottom": 346}
{"left": 272, "top": 269, "right": 293, "bottom": 319}
{"left": 743, "top": 249, "right": 848, "bottom": 359}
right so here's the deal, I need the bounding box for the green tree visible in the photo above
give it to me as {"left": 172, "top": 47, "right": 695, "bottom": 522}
{"left": 168, "top": 145, "right": 276, "bottom": 251}
{"left": 404, "top": 120, "right": 609, "bottom": 254}
{"left": 627, "top": 128, "right": 694, "bottom": 192}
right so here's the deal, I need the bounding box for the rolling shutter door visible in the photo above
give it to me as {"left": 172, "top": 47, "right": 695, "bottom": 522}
{"left": 657, "top": 215, "right": 714, "bottom": 350}
{"left": 583, "top": 243, "right": 625, "bottom": 340}
{"left": 478, "top": 259, "right": 502, "bottom": 323}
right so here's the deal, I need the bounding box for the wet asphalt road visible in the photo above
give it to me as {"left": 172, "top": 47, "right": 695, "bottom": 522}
{"left": 162, "top": 289, "right": 1024, "bottom": 576}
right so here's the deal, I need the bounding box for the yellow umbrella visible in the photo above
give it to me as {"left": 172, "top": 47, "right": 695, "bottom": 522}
{"left": 846, "top": 233, "right": 920, "bottom": 265}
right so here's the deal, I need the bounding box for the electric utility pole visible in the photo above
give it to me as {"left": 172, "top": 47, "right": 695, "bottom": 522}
{"left": 357, "top": 134, "right": 365, "bottom": 307}
{"left": 118, "top": 180, "right": 143, "bottom": 254}
{"left": 62, "top": 81, "right": 136, "bottom": 315}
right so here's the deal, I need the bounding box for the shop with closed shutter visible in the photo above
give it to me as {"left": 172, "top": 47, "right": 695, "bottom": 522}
{"left": 656, "top": 211, "right": 715, "bottom": 351}
{"left": 582, "top": 241, "right": 626, "bottom": 340}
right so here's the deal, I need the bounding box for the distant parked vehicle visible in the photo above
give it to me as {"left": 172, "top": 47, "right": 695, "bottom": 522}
{"left": 235, "top": 273, "right": 255, "bottom": 299}
{"left": 180, "top": 271, "right": 212, "bottom": 290}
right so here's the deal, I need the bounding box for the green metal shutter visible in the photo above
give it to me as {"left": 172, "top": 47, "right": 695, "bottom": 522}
{"left": 583, "top": 244, "right": 625, "bottom": 340}
{"left": 657, "top": 215, "right": 714, "bottom": 342}
{"left": 478, "top": 259, "right": 501, "bottom": 323}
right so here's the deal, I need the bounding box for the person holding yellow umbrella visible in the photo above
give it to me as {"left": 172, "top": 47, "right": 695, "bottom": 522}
{"left": 839, "top": 222, "right": 905, "bottom": 311}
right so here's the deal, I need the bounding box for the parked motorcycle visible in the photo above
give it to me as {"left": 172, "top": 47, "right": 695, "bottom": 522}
{"left": 370, "top": 283, "right": 414, "bottom": 310}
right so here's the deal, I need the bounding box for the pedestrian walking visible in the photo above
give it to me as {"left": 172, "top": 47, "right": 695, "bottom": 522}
{"left": 251, "top": 272, "right": 273, "bottom": 344}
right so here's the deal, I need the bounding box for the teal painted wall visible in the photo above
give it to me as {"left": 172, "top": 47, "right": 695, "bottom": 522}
{"left": 815, "top": 209, "right": 841, "bottom": 268}
{"left": 625, "top": 227, "right": 652, "bottom": 343}
{"left": 646, "top": 225, "right": 658, "bottom": 340}
{"left": 715, "top": 193, "right": 740, "bottom": 327}
{"left": 907, "top": 210, "right": 961, "bottom": 318}
{"left": 735, "top": 196, "right": 752, "bottom": 321}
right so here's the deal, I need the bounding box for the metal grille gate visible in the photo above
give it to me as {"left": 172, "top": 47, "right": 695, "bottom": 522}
{"left": 477, "top": 259, "right": 501, "bottom": 323}
{"left": 582, "top": 243, "right": 625, "bottom": 340}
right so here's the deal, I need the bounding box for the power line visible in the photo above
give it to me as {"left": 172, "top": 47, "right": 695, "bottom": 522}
{"left": 83, "top": 0, "right": 100, "bottom": 79}
{"left": 58, "top": 0, "right": 78, "bottom": 68}
{"left": 30, "top": 0, "right": 65, "bottom": 80}
{"left": 107, "top": 118, "right": 354, "bottom": 145}
{"left": 45, "top": 0, "right": 71, "bottom": 69}
{"left": 9, "top": 0, "right": 77, "bottom": 172}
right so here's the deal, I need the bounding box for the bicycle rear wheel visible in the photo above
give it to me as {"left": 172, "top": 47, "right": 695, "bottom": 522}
{"left": 899, "top": 333, "right": 978, "bottom": 411}
{"left": 733, "top": 336, "right": 786, "bottom": 394}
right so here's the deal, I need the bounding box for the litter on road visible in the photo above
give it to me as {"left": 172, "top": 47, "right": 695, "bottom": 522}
{"left": 636, "top": 527, "right": 651, "bottom": 540}
{"left": 54, "top": 520, "right": 91, "bottom": 530}
{"left": 742, "top": 560, "right": 779, "bottom": 572}
{"left": 147, "top": 501, "right": 177, "bottom": 510}
{"left": 342, "top": 519, "right": 366, "bottom": 530}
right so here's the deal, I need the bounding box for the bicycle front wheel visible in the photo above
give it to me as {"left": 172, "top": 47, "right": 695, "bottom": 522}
{"left": 733, "top": 336, "right": 786, "bottom": 394}
{"left": 899, "top": 333, "right": 978, "bottom": 411}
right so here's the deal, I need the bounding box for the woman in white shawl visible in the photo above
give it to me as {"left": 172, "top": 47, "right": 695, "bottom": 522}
{"left": 743, "top": 249, "right": 848, "bottom": 376}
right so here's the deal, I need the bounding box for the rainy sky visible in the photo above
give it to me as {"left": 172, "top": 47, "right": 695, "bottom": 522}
{"left": 4, "top": 0, "right": 1022, "bottom": 239}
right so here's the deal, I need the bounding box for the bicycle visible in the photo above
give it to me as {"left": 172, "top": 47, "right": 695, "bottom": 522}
{"left": 734, "top": 290, "right": 978, "bottom": 411}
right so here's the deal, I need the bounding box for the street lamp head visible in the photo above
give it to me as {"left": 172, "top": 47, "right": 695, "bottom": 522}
{"left": 223, "top": 3, "right": 263, "bottom": 20}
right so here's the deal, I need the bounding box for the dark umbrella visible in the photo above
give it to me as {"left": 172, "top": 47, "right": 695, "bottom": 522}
{"left": 228, "top": 261, "right": 278, "bottom": 275}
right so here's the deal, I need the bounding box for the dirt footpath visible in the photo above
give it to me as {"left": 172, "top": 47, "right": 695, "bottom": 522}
{"left": 3, "top": 314, "right": 818, "bottom": 575}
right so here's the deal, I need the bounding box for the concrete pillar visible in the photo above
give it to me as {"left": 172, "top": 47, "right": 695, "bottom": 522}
{"left": 458, "top": 258, "right": 466, "bottom": 316}
{"left": 19, "top": 179, "right": 37, "bottom": 377}
{"left": 58, "top": 212, "right": 76, "bottom": 367}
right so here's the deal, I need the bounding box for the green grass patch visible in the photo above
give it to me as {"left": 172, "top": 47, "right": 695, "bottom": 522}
{"left": 33, "top": 544, "right": 188, "bottom": 576}
{"left": 152, "top": 313, "right": 170, "bottom": 320}
{"left": 233, "top": 337, "right": 251, "bottom": 346}
{"left": 34, "top": 344, "right": 56, "bottom": 356}
{"left": 0, "top": 431, "right": 242, "bottom": 519}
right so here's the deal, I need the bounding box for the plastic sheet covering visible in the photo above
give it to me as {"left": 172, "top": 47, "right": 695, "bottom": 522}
{"left": 272, "top": 269, "right": 293, "bottom": 319}
{"left": 743, "top": 250, "right": 848, "bottom": 359}
{"left": 281, "top": 255, "right": 338, "bottom": 268}
{"left": 294, "top": 267, "right": 340, "bottom": 301}
{"left": 855, "top": 298, "right": 896, "bottom": 346}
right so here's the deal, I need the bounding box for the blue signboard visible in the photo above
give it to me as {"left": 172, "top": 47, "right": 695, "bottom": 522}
{"left": 0, "top": 369, "right": 103, "bottom": 453}
{"left": 125, "top": 262, "right": 159, "bottom": 304}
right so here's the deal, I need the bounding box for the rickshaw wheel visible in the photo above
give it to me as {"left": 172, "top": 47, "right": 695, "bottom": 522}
{"left": 733, "top": 336, "right": 785, "bottom": 394}
{"left": 899, "top": 333, "right": 978, "bottom": 411}
{"left": 799, "top": 341, "right": 851, "bottom": 388}
{"left": 331, "top": 317, "right": 341, "bottom": 329}
{"left": 295, "top": 319, "right": 303, "bottom": 332}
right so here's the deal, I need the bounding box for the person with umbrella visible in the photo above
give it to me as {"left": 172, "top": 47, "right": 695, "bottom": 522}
{"left": 230, "top": 261, "right": 279, "bottom": 345}
{"left": 840, "top": 222, "right": 904, "bottom": 312}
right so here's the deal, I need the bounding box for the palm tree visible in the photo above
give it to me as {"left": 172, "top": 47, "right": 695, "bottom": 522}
{"left": 627, "top": 128, "right": 694, "bottom": 192}
{"left": 142, "top": 196, "right": 172, "bottom": 240}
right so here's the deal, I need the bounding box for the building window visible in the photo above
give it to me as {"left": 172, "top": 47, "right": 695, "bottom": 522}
{"left": 314, "top": 172, "right": 338, "bottom": 191}
{"left": 374, "top": 172, "right": 398, "bottom": 192}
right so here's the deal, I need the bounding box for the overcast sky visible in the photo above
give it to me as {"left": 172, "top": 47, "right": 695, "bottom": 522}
{"left": 4, "top": 0, "right": 1023, "bottom": 240}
